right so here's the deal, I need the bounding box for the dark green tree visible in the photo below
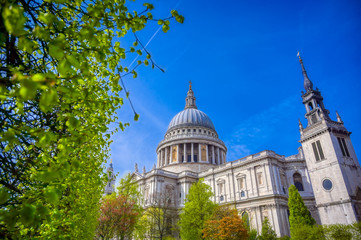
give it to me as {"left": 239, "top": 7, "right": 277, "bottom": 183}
{"left": 259, "top": 217, "right": 277, "bottom": 240}
{"left": 0, "top": 0, "right": 183, "bottom": 238}
{"left": 288, "top": 184, "right": 316, "bottom": 238}
{"left": 178, "top": 178, "right": 217, "bottom": 240}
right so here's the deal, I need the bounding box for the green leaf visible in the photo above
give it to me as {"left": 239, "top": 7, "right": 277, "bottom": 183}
{"left": 2, "top": 5, "right": 27, "bottom": 36}
{"left": 162, "top": 25, "right": 170, "bottom": 33}
{"left": 176, "top": 15, "right": 185, "bottom": 24}
{"left": 0, "top": 188, "right": 10, "bottom": 204}
{"left": 20, "top": 204, "right": 36, "bottom": 226}
{"left": 119, "top": 122, "right": 125, "bottom": 131}
{"left": 39, "top": 12, "right": 55, "bottom": 25}
{"left": 49, "top": 44, "right": 64, "bottom": 60}
{"left": 132, "top": 70, "right": 138, "bottom": 78}
{"left": 40, "top": 89, "right": 58, "bottom": 112}
{"left": 144, "top": 59, "right": 149, "bottom": 66}
{"left": 66, "top": 54, "right": 80, "bottom": 69}
{"left": 20, "top": 78, "right": 38, "bottom": 100}
{"left": 136, "top": 49, "right": 142, "bottom": 56}
{"left": 44, "top": 186, "right": 60, "bottom": 204}
{"left": 134, "top": 113, "right": 139, "bottom": 121}
{"left": 32, "top": 73, "right": 46, "bottom": 82}
{"left": 143, "top": 3, "right": 154, "bottom": 10}
{"left": 157, "top": 20, "right": 164, "bottom": 25}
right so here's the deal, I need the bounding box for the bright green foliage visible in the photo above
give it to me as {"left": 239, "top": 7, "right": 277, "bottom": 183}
{"left": 0, "top": 0, "right": 182, "bottom": 238}
{"left": 323, "top": 224, "right": 356, "bottom": 240}
{"left": 259, "top": 217, "right": 277, "bottom": 240}
{"left": 117, "top": 173, "right": 142, "bottom": 204}
{"left": 288, "top": 184, "right": 316, "bottom": 238}
{"left": 248, "top": 229, "right": 258, "bottom": 240}
{"left": 178, "top": 179, "right": 217, "bottom": 240}
{"left": 290, "top": 224, "right": 325, "bottom": 240}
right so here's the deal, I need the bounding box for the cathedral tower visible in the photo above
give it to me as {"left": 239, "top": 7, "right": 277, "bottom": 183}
{"left": 298, "top": 54, "right": 361, "bottom": 224}
{"left": 105, "top": 160, "right": 115, "bottom": 195}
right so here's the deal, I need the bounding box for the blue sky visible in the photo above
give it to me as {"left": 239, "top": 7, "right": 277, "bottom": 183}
{"left": 109, "top": 0, "right": 361, "bottom": 179}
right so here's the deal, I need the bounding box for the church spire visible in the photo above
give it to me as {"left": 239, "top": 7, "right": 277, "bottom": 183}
{"left": 185, "top": 81, "right": 197, "bottom": 109}
{"left": 298, "top": 52, "right": 313, "bottom": 92}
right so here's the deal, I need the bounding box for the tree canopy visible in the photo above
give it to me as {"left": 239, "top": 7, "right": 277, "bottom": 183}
{"left": 288, "top": 184, "right": 316, "bottom": 238}
{"left": 178, "top": 178, "right": 217, "bottom": 240}
{"left": 259, "top": 217, "right": 277, "bottom": 240}
{"left": 96, "top": 174, "right": 143, "bottom": 240}
{"left": 202, "top": 206, "right": 249, "bottom": 240}
{"left": 0, "top": 0, "right": 182, "bottom": 238}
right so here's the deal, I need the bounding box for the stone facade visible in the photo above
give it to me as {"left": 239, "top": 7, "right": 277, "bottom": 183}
{"left": 131, "top": 58, "right": 361, "bottom": 237}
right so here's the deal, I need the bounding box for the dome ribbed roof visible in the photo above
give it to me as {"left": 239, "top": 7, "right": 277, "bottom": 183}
{"left": 167, "top": 108, "right": 215, "bottom": 131}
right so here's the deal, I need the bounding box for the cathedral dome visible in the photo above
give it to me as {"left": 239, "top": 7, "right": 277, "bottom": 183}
{"left": 167, "top": 108, "right": 215, "bottom": 132}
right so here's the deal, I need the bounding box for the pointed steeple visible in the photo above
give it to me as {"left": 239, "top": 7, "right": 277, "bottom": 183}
{"left": 336, "top": 111, "right": 343, "bottom": 123}
{"left": 298, "top": 52, "right": 313, "bottom": 92}
{"left": 298, "top": 119, "right": 303, "bottom": 131}
{"left": 185, "top": 81, "right": 197, "bottom": 109}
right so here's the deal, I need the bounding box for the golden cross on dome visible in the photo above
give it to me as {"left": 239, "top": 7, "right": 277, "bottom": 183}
{"left": 189, "top": 80, "right": 192, "bottom": 90}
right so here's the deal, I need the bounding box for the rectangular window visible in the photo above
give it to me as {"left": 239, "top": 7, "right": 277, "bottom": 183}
{"left": 218, "top": 183, "right": 224, "bottom": 195}
{"left": 257, "top": 173, "right": 263, "bottom": 185}
{"left": 312, "top": 140, "right": 325, "bottom": 161}
{"left": 338, "top": 137, "right": 350, "bottom": 157}
{"left": 316, "top": 141, "right": 325, "bottom": 159}
{"left": 238, "top": 178, "right": 245, "bottom": 190}
{"left": 312, "top": 142, "right": 320, "bottom": 161}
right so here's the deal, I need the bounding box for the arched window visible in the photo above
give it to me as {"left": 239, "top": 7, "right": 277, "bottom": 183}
{"left": 241, "top": 212, "right": 250, "bottom": 228}
{"left": 308, "top": 102, "right": 313, "bottom": 111}
{"left": 293, "top": 172, "right": 304, "bottom": 191}
{"left": 241, "top": 191, "right": 245, "bottom": 197}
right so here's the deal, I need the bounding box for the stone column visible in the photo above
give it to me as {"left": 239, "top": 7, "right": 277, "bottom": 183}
{"left": 176, "top": 144, "right": 179, "bottom": 163}
{"left": 251, "top": 167, "right": 259, "bottom": 197}
{"left": 165, "top": 147, "right": 168, "bottom": 166}
{"left": 161, "top": 149, "right": 164, "bottom": 166}
{"left": 206, "top": 144, "right": 209, "bottom": 163}
{"left": 212, "top": 145, "right": 215, "bottom": 164}
{"left": 199, "top": 144, "right": 202, "bottom": 162}
{"left": 217, "top": 147, "right": 220, "bottom": 164}
{"left": 184, "top": 143, "right": 186, "bottom": 163}
{"left": 191, "top": 143, "right": 194, "bottom": 162}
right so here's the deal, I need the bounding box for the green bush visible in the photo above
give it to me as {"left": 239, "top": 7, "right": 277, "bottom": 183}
{"left": 277, "top": 236, "right": 290, "bottom": 240}
{"left": 323, "top": 224, "right": 353, "bottom": 240}
{"left": 248, "top": 229, "right": 258, "bottom": 240}
{"left": 291, "top": 224, "right": 325, "bottom": 240}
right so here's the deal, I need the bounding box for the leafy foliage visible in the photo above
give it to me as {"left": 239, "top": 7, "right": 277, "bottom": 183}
{"left": 0, "top": 0, "right": 182, "bottom": 238}
{"left": 288, "top": 184, "right": 316, "bottom": 238}
{"left": 178, "top": 178, "right": 217, "bottom": 240}
{"left": 95, "top": 193, "right": 140, "bottom": 240}
{"left": 96, "top": 174, "right": 143, "bottom": 240}
{"left": 202, "top": 206, "right": 249, "bottom": 240}
{"left": 259, "top": 217, "right": 277, "bottom": 240}
{"left": 290, "top": 224, "right": 325, "bottom": 240}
